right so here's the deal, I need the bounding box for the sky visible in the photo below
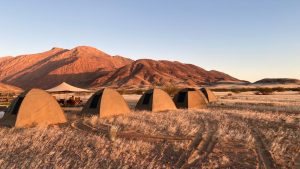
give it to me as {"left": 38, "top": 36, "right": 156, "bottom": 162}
{"left": 0, "top": 0, "right": 299, "bottom": 82}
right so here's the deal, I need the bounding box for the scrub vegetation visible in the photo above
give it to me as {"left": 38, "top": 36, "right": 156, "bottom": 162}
{"left": 0, "top": 92, "right": 299, "bottom": 168}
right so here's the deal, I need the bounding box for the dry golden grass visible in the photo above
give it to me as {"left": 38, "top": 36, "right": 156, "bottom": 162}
{"left": 0, "top": 92, "right": 299, "bottom": 168}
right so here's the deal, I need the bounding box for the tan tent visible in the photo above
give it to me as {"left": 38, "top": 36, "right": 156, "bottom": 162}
{"left": 0, "top": 89, "right": 67, "bottom": 128}
{"left": 46, "top": 82, "right": 90, "bottom": 93}
{"left": 81, "top": 88, "right": 130, "bottom": 118}
{"left": 135, "top": 89, "right": 177, "bottom": 112}
{"left": 173, "top": 88, "right": 208, "bottom": 109}
{"left": 200, "top": 87, "right": 218, "bottom": 102}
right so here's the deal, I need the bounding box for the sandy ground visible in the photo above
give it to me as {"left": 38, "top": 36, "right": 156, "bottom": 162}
{"left": 0, "top": 92, "right": 299, "bottom": 168}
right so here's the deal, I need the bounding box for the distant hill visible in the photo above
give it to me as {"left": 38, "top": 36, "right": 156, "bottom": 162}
{"left": 0, "top": 46, "right": 243, "bottom": 89}
{"left": 254, "top": 78, "right": 300, "bottom": 84}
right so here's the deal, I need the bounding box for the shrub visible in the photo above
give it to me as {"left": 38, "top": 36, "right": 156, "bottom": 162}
{"left": 162, "top": 85, "right": 181, "bottom": 97}
{"left": 134, "top": 89, "right": 145, "bottom": 95}
{"left": 212, "top": 87, "right": 300, "bottom": 93}
{"left": 117, "top": 89, "right": 125, "bottom": 95}
{"left": 117, "top": 89, "right": 145, "bottom": 95}
{"left": 254, "top": 91, "right": 262, "bottom": 95}
{"left": 291, "top": 87, "right": 300, "bottom": 92}
{"left": 256, "top": 88, "right": 274, "bottom": 95}
{"left": 273, "top": 87, "right": 285, "bottom": 92}
{"left": 232, "top": 89, "right": 241, "bottom": 94}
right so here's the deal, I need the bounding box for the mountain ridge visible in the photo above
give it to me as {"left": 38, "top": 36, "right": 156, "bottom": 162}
{"left": 254, "top": 78, "right": 300, "bottom": 84}
{"left": 0, "top": 46, "right": 243, "bottom": 89}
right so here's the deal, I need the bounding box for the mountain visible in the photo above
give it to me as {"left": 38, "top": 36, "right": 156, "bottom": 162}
{"left": 92, "top": 59, "right": 241, "bottom": 88}
{"left": 254, "top": 78, "right": 300, "bottom": 84}
{"left": 0, "top": 46, "right": 242, "bottom": 89}
{"left": 0, "top": 46, "right": 132, "bottom": 89}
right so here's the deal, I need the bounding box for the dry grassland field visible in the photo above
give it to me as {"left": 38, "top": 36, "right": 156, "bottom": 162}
{"left": 0, "top": 91, "right": 300, "bottom": 168}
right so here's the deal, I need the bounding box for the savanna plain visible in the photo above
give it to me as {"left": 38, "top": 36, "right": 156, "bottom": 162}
{"left": 0, "top": 91, "right": 299, "bottom": 169}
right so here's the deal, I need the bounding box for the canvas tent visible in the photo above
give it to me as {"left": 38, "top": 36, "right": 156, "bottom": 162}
{"left": 0, "top": 89, "right": 67, "bottom": 128}
{"left": 81, "top": 88, "right": 130, "bottom": 118}
{"left": 46, "top": 82, "right": 91, "bottom": 104}
{"left": 173, "top": 88, "right": 208, "bottom": 109}
{"left": 135, "top": 89, "right": 177, "bottom": 112}
{"left": 46, "top": 82, "right": 90, "bottom": 93}
{"left": 200, "top": 87, "right": 218, "bottom": 102}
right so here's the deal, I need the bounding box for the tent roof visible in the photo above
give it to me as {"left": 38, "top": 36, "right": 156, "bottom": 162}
{"left": 46, "top": 82, "right": 90, "bottom": 93}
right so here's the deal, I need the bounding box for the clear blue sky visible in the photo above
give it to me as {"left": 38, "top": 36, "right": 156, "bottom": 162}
{"left": 0, "top": 0, "right": 299, "bottom": 82}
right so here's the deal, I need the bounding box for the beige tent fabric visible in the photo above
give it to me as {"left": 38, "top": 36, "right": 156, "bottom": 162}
{"left": 81, "top": 88, "right": 130, "bottom": 118}
{"left": 135, "top": 89, "right": 177, "bottom": 112}
{"left": 0, "top": 89, "right": 67, "bottom": 128}
{"left": 200, "top": 88, "right": 218, "bottom": 102}
{"left": 173, "top": 88, "right": 208, "bottom": 109}
{"left": 46, "top": 82, "right": 90, "bottom": 92}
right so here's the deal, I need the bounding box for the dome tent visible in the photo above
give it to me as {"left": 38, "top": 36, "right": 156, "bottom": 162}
{"left": 173, "top": 88, "right": 208, "bottom": 109}
{"left": 135, "top": 88, "right": 177, "bottom": 112}
{"left": 200, "top": 87, "right": 218, "bottom": 102}
{"left": 0, "top": 89, "right": 67, "bottom": 128}
{"left": 81, "top": 88, "right": 130, "bottom": 118}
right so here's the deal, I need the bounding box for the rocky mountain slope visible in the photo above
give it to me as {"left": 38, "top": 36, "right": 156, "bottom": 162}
{"left": 92, "top": 59, "right": 240, "bottom": 87}
{"left": 0, "top": 46, "right": 132, "bottom": 89}
{"left": 0, "top": 46, "right": 242, "bottom": 89}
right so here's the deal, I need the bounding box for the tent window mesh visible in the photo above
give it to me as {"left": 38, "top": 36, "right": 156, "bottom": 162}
{"left": 177, "top": 92, "right": 186, "bottom": 103}
{"left": 143, "top": 93, "right": 152, "bottom": 105}
{"left": 11, "top": 97, "right": 24, "bottom": 115}
{"left": 90, "top": 93, "right": 102, "bottom": 109}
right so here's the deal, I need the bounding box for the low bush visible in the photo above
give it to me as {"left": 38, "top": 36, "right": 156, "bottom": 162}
{"left": 117, "top": 89, "right": 146, "bottom": 95}
{"left": 254, "top": 88, "right": 273, "bottom": 95}
{"left": 162, "top": 85, "right": 181, "bottom": 97}
{"left": 212, "top": 87, "right": 299, "bottom": 93}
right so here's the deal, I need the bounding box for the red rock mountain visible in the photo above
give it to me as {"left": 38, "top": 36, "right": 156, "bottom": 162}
{"left": 92, "top": 59, "right": 240, "bottom": 88}
{"left": 0, "top": 46, "right": 242, "bottom": 89}
{"left": 0, "top": 46, "right": 132, "bottom": 89}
